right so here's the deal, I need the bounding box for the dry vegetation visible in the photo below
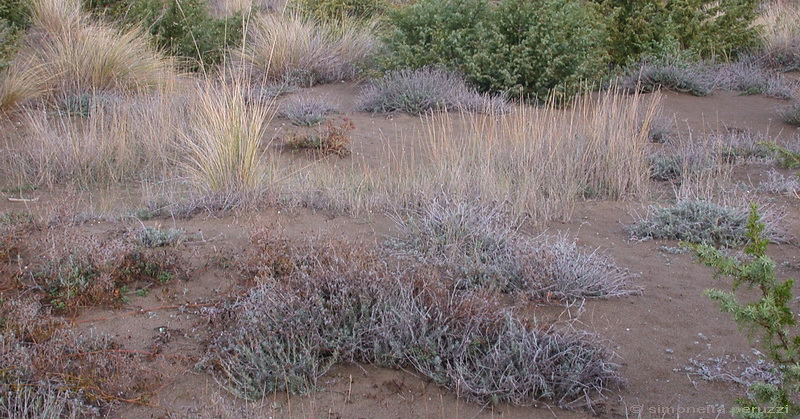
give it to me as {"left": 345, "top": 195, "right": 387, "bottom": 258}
{"left": 1, "top": 0, "right": 799, "bottom": 416}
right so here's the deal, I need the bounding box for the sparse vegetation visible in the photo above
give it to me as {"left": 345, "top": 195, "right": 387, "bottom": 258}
{"left": 33, "top": 235, "right": 180, "bottom": 311}
{"left": 0, "top": 298, "right": 168, "bottom": 416}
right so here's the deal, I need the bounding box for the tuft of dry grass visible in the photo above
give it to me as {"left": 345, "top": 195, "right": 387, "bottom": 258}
{"left": 0, "top": 0, "right": 177, "bottom": 112}
{"left": 757, "top": 0, "right": 800, "bottom": 71}
{"left": 181, "top": 81, "right": 274, "bottom": 196}
{"left": 236, "top": 12, "right": 376, "bottom": 85}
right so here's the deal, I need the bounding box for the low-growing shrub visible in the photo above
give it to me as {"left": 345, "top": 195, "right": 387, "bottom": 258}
{"left": 280, "top": 95, "right": 337, "bottom": 126}
{"left": 383, "top": 0, "right": 609, "bottom": 102}
{"left": 758, "top": 170, "right": 800, "bottom": 196}
{"left": 0, "top": 298, "right": 168, "bottom": 416}
{"left": 715, "top": 59, "right": 798, "bottom": 99}
{"left": 357, "top": 67, "right": 506, "bottom": 115}
{"left": 283, "top": 117, "right": 353, "bottom": 156}
{"left": 628, "top": 200, "right": 781, "bottom": 248}
{"left": 648, "top": 144, "right": 717, "bottom": 181}
{"left": 760, "top": 141, "right": 800, "bottom": 168}
{"left": 621, "top": 58, "right": 714, "bottom": 96}
{"left": 780, "top": 102, "right": 800, "bottom": 126}
{"left": 31, "top": 235, "right": 181, "bottom": 311}
{"left": 135, "top": 226, "right": 185, "bottom": 247}
{"left": 200, "top": 232, "right": 622, "bottom": 408}
{"left": 389, "top": 198, "right": 638, "bottom": 299}
{"left": 648, "top": 115, "right": 675, "bottom": 143}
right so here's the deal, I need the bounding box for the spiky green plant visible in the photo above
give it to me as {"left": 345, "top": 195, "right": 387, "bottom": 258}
{"left": 685, "top": 205, "right": 799, "bottom": 417}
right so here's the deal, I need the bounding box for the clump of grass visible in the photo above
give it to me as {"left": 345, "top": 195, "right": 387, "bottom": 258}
{"left": 200, "top": 232, "right": 622, "bottom": 408}
{"left": 0, "top": 0, "right": 177, "bottom": 112}
{"left": 4, "top": 92, "right": 185, "bottom": 188}
{"left": 279, "top": 95, "right": 337, "bottom": 126}
{"left": 390, "top": 198, "right": 638, "bottom": 299}
{"left": 182, "top": 82, "right": 272, "bottom": 195}
{"left": 628, "top": 200, "right": 782, "bottom": 248}
{"left": 134, "top": 226, "right": 185, "bottom": 247}
{"left": 357, "top": 67, "right": 507, "bottom": 115}
{"left": 757, "top": 0, "right": 800, "bottom": 71}
{"left": 236, "top": 13, "right": 376, "bottom": 86}
{"left": 283, "top": 116, "right": 353, "bottom": 156}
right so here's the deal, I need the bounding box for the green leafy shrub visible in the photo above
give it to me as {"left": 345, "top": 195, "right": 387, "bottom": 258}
{"left": 592, "top": 0, "right": 761, "bottom": 66}
{"left": 383, "top": 0, "right": 608, "bottom": 102}
{"left": 0, "top": 0, "right": 30, "bottom": 70}
{"left": 687, "top": 205, "right": 799, "bottom": 418}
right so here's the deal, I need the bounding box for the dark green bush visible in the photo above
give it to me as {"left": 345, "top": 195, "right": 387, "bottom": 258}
{"left": 83, "top": 0, "right": 244, "bottom": 71}
{"left": 0, "top": 0, "right": 30, "bottom": 71}
{"left": 383, "top": 0, "right": 609, "bottom": 102}
{"left": 592, "top": 0, "right": 761, "bottom": 66}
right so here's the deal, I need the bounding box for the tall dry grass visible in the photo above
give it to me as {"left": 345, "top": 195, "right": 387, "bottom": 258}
{"left": 236, "top": 12, "right": 376, "bottom": 85}
{"left": 281, "top": 90, "right": 658, "bottom": 225}
{"left": 181, "top": 81, "right": 274, "bottom": 195}
{"left": 757, "top": 0, "right": 800, "bottom": 70}
{"left": 2, "top": 93, "right": 187, "bottom": 188}
{"left": 0, "top": 0, "right": 177, "bottom": 112}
